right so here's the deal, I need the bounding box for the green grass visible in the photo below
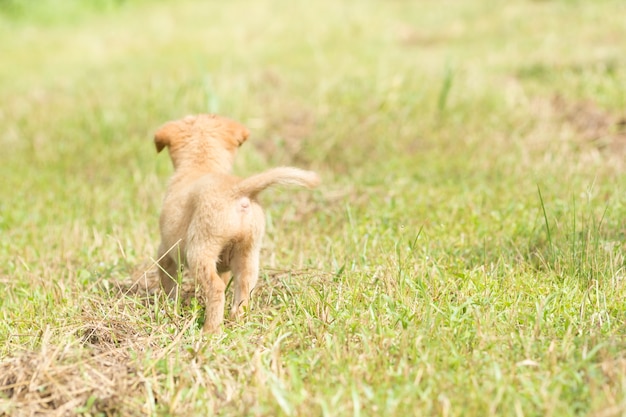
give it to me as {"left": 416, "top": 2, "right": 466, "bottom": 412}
{"left": 1, "top": 0, "right": 626, "bottom": 415}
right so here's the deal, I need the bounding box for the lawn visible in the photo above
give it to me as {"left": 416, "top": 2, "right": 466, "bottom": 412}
{"left": 1, "top": 0, "right": 626, "bottom": 415}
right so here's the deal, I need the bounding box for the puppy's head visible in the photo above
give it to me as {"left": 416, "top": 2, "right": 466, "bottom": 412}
{"left": 154, "top": 114, "right": 250, "bottom": 172}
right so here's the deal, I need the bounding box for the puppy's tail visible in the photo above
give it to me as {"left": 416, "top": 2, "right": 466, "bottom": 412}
{"left": 234, "top": 167, "right": 320, "bottom": 198}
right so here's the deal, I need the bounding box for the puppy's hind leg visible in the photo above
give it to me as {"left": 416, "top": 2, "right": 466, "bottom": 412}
{"left": 201, "top": 267, "right": 227, "bottom": 334}
{"left": 188, "top": 248, "right": 227, "bottom": 334}
{"left": 229, "top": 245, "right": 260, "bottom": 321}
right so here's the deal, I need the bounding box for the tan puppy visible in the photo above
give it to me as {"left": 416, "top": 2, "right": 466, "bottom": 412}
{"left": 154, "top": 114, "right": 319, "bottom": 334}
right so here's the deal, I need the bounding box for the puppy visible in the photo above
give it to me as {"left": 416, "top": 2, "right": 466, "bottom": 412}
{"left": 154, "top": 114, "right": 319, "bottom": 334}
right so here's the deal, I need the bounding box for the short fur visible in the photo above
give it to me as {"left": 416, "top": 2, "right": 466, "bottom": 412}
{"left": 154, "top": 114, "right": 320, "bottom": 333}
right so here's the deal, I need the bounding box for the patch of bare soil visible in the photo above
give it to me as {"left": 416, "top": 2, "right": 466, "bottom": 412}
{"left": 551, "top": 94, "right": 626, "bottom": 154}
{"left": 394, "top": 24, "right": 460, "bottom": 47}
{"left": 244, "top": 70, "right": 317, "bottom": 165}
{"left": 252, "top": 106, "right": 316, "bottom": 165}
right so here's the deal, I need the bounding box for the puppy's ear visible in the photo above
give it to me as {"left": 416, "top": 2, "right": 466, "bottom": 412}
{"left": 154, "top": 122, "right": 174, "bottom": 153}
{"left": 154, "top": 135, "right": 167, "bottom": 153}
{"left": 230, "top": 120, "right": 250, "bottom": 147}
{"left": 154, "top": 117, "right": 194, "bottom": 153}
{"left": 238, "top": 125, "right": 250, "bottom": 146}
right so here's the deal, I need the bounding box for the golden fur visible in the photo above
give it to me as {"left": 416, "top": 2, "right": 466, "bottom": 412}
{"left": 154, "top": 114, "right": 319, "bottom": 333}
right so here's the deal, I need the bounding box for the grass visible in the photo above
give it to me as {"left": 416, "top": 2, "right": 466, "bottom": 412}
{"left": 1, "top": 0, "right": 626, "bottom": 415}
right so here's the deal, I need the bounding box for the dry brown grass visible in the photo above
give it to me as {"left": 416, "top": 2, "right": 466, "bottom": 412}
{"left": 1, "top": 331, "right": 144, "bottom": 416}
